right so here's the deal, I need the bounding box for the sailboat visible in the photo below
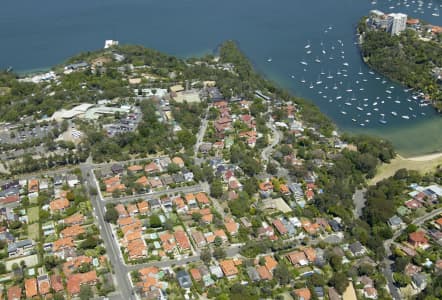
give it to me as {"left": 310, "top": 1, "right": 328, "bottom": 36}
{"left": 305, "top": 41, "right": 311, "bottom": 49}
{"left": 379, "top": 115, "right": 387, "bottom": 124}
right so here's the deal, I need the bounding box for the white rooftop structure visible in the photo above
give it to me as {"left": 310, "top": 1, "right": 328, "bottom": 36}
{"left": 84, "top": 105, "right": 131, "bottom": 120}
{"left": 426, "top": 185, "right": 442, "bottom": 197}
{"left": 51, "top": 103, "right": 95, "bottom": 120}
{"left": 104, "top": 40, "right": 119, "bottom": 49}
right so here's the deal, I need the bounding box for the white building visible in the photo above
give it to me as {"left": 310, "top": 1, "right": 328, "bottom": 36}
{"left": 388, "top": 13, "right": 407, "bottom": 35}
{"left": 104, "top": 40, "right": 119, "bottom": 49}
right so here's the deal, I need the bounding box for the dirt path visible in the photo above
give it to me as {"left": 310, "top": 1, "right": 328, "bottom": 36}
{"left": 369, "top": 153, "right": 442, "bottom": 185}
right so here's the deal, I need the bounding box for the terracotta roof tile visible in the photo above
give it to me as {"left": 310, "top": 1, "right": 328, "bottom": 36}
{"left": 174, "top": 230, "right": 191, "bottom": 250}
{"left": 294, "top": 288, "right": 311, "bottom": 300}
{"left": 25, "top": 278, "right": 38, "bottom": 298}
{"left": 256, "top": 265, "right": 272, "bottom": 280}
{"left": 64, "top": 213, "right": 84, "bottom": 225}
{"left": 53, "top": 237, "right": 75, "bottom": 252}
{"left": 50, "top": 199, "right": 70, "bottom": 212}
{"left": 7, "top": 285, "right": 21, "bottom": 300}
{"left": 50, "top": 274, "right": 64, "bottom": 292}
{"left": 219, "top": 260, "right": 238, "bottom": 277}
{"left": 137, "top": 201, "right": 149, "bottom": 214}
{"left": 128, "top": 165, "right": 143, "bottom": 172}
{"left": 60, "top": 224, "right": 85, "bottom": 238}
{"left": 196, "top": 192, "right": 210, "bottom": 204}
{"left": 66, "top": 270, "right": 97, "bottom": 295}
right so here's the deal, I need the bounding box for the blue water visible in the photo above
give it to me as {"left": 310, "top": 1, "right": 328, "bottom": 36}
{"left": 0, "top": 0, "right": 441, "bottom": 156}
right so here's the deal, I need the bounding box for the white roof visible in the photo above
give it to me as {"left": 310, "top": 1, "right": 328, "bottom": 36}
{"left": 426, "top": 185, "right": 442, "bottom": 196}
{"left": 51, "top": 103, "right": 95, "bottom": 120}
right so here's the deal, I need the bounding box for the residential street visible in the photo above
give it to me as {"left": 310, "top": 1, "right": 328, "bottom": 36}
{"left": 194, "top": 108, "right": 209, "bottom": 162}
{"left": 80, "top": 158, "right": 238, "bottom": 299}
{"left": 81, "top": 163, "right": 136, "bottom": 300}
{"left": 382, "top": 207, "right": 442, "bottom": 300}
{"left": 102, "top": 182, "right": 210, "bottom": 203}
{"left": 261, "top": 120, "right": 281, "bottom": 163}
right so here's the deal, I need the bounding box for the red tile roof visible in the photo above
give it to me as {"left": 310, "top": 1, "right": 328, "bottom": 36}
{"left": 259, "top": 181, "right": 273, "bottom": 191}
{"left": 137, "top": 201, "right": 149, "bottom": 214}
{"left": 49, "top": 198, "right": 70, "bottom": 212}
{"left": 409, "top": 231, "right": 428, "bottom": 246}
{"left": 50, "top": 274, "right": 64, "bottom": 292}
{"left": 136, "top": 176, "right": 149, "bottom": 187}
{"left": 174, "top": 230, "right": 191, "bottom": 250}
{"left": 128, "top": 165, "right": 143, "bottom": 172}
{"left": 66, "top": 270, "right": 98, "bottom": 295}
{"left": 60, "top": 224, "right": 85, "bottom": 238}
{"left": 219, "top": 260, "right": 239, "bottom": 277}
{"left": 273, "top": 219, "right": 288, "bottom": 235}
{"left": 28, "top": 179, "right": 39, "bottom": 193}
{"left": 115, "top": 203, "right": 129, "bottom": 218}
{"left": 225, "top": 219, "right": 239, "bottom": 235}
{"left": 294, "top": 288, "right": 311, "bottom": 300}
{"left": 127, "top": 238, "right": 147, "bottom": 259}
{"left": 144, "top": 162, "right": 159, "bottom": 173}
{"left": 190, "top": 268, "right": 202, "bottom": 281}
{"left": 287, "top": 251, "right": 308, "bottom": 266}
{"left": 25, "top": 278, "right": 38, "bottom": 298}
{"left": 406, "top": 18, "right": 420, "bottom": 25}
{"left": 196, "top": 192, "right": 210, "bottom": 204}
{"left": 53, "top": 237, "right": 75, "bottom": 252}
{"left": 303, "top": 247, "right": 316, "bottom": 262}
{"left": 256, "top": 265, "right": 272, "bottom": 280}
{"left": 38, "top": 278, "right": 51, "bottom": 295}
{"left": 64, "top": 213, "right": 84, "bottom": 225}
{"left": 263, "top": 255, "right": 278, "bottom": 272}
{"left": 7, "top": 285, "right": 21, "bottom": 300}
{"left": 172, "top": 156, "right": 184, "bottom": 167}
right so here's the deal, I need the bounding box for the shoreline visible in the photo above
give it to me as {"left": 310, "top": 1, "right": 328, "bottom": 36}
{"left": 369, "top": 152, "right": 442, "bottom": 185}
{"left": 398, "top": 152, "right": 442, "bottom": 162}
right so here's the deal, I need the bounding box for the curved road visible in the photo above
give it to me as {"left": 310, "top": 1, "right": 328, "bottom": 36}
{"left": 261, "top": 121, "right": 282, "bottom": 163}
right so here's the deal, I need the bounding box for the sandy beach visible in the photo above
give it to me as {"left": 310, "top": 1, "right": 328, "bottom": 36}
{"left": 401, "top": 152, "right": 442, "bottom": 162}
{"left": 369, "top": 152, "right": 442, "bottom": 185}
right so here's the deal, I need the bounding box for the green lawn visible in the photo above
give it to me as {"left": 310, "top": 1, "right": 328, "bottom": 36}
{"left": 28, "top": 223, "right": 40, "bottom": 240}
{"left": 28, "top": 207, "right": 39, "bottom": 223}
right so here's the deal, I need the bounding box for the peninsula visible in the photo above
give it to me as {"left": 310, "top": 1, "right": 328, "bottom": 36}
{"left": 358, "top": 10, "right": 442, "bottom": 112}
{"left": 0, "top": 41, "right": 441, "bottom": 300}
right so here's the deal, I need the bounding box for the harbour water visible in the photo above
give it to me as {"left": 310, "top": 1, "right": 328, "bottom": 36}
{"left": 0, "top": 0, "right": 441, "bottom": 156}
